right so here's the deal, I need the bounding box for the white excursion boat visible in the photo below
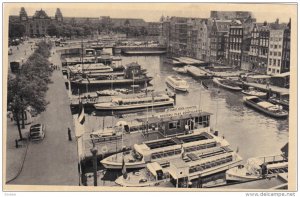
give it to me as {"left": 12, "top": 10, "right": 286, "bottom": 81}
{"left": 115, "top": 146, "right": 242, "bottom": 187}
{"left": 94, "top": 93, "right": 174, "bottom": 111}
{"left": 165, "top": 75, "right": 189, "bottom": 92}
{"left": 100, "top": 128, "right": 230, "bottom": 169}
{"left": 90, "top": 126, "right": 123, "bottom": 139}
{"left": 243, "top": 96, "right": 288, "bottom": 119}
{"left": 96, "top": 89, "right": 123, "bottom": 96}
{"left": 226, "top": 154, "right": 288, "bottom": 182}
{"left": 69, "top": 63, "right": 113, "bottom": 74}
{"left": 242, "top": 87, "right": 267, "bottom": 98}
{"left": 213, "top": 77, "right": 242, "bottom": 91}
{"left": 172, "top": 67, "right": 187, "bottom": 74}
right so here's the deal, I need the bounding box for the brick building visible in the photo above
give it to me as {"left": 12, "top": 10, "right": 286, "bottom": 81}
{"left": 267, "top": 19, "right": 291, "bottom": 75}
{"left": 209, "top": 19, "right": 231, "bottom": 65}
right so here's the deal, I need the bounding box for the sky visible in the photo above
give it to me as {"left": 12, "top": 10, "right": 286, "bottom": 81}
{"left": 5, "top": 3, "right": 295, "bottom": 23}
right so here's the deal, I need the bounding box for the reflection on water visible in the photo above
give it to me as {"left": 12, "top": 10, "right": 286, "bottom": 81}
{"left": 84, "top": 51, "right": 288, "bottom": 165}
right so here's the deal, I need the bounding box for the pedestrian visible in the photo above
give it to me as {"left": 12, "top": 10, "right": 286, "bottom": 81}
{"left": 68, "top": 127, "right": 72, "bottom": 141}
{"left": 9, "top": 112, "right": 13, "bottom": 122}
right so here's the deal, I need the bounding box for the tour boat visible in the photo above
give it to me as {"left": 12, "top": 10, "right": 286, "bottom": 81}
{"left": 69, "top": 63, "right": 113, "bottom": 74}
{"left": 96, "top": 90, "right": 123, "bottom": 96}
{"left": 93, "top": 93, "right": 174, "bottom": 111}
{"left": 213, "top": 77, "right": 242, "bottom": 91}
{"left": 115, "top": 147, "right": 242, "bottom": 187}
{"left": 241, "top": 87, "right": 267, "bottom": 98}
{"left": 165, "top": 75, "right": 189, "bottom": 92}
{"left": 172, "top": 67, "right": 187, "bottom": 74}
{"left": 71, "top": 62, "right": 153, "bottom": 87}
{"left": 243, "top": 96, "right": 288, "bottom": 118}
{"left": 100, "top": 129, "right": 230, "bottom": 169}
{"left": 226, "top": 154, "right": 288, "bottom": 182}
{"left": 90, "top": 127, "right": 123, "bottom": 139}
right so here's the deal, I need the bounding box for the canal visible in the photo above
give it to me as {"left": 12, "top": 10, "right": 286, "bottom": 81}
{"left": 81, "top": 52, "right": 289, "bottom": 186}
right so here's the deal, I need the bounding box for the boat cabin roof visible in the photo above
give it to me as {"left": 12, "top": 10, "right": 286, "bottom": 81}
{"left": 134, "top": 131, "right": 214, "bottom": 154}
{"left": 146, "top": 162, "right": 163, "bottom": 176}
{"left": 136, "top": 111, "right": 211, "bottom": 125}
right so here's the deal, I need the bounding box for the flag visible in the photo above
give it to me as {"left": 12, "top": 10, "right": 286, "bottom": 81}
{"left": 122, "top": 158, "right": 127, "bottom": 179}
{"left": 78, "top": 101, "right": 85, "bottom": 125}
{"left": 201, "top": 81, "right": 209, "bottom": 90}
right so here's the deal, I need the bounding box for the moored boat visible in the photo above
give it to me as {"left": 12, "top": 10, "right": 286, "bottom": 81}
{"left": 243, "top": 96, "right": 288, "bottom": 118}
{"left": 100, "top": 129, "right": 230, "bottom": 169}
{"left": 242, "top": 87, "right": 267, "bottom": 98}
{"left": 226, "top": 154, "right": 288, "bottom": 182}
{"left": 172, "top": 67, "right": 187, "bottom": 74}
{"left": 165, "top": 75, "right": 189, "bottom": 92}
{"left": 71, "top": 62, "right": 152, "bottom": 87}
{"left": 69, "top": 63, "right": 113, "bottom": 74}
{"left": 94, "top": 93, "right": 174, "bottom": 111}
{"left": 115, "top": 146, "right": 242, "bottom": 187}
{"left": 185, "top": 65, "right": 212, "bottom": 79}
{"left": 213, "top": 77, "right": 242, "bottom": 91}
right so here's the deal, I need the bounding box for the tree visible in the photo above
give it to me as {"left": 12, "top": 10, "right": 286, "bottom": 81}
{"left": 9, "top": 22, "right": 26, "bottom": 38}
{"left": 7, "top": 40, "right": 53, "bottom": 138}
{"left": 47, "top": 24, "right": 58, "bottom": 37}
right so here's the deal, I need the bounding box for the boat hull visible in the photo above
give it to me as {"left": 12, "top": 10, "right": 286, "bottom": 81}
{"left": 101, "top": 161, "right": 146, "bottom": 169}
{"left": 166, "top": 80, "right": 188, "bottom": 92}
{"left": 244, "top": 99, "right": 288, "bottom": 119}
{"left": 226, "top": 167, "right": 260, "bottom": 182}
{"left": 213, "top": 78, "right": 242, "bottom": 91}
{"left": 241, "top": 91, "right": 267, "bottom": 98}
{"left": 71, "top": 77, "right": 152, "bottom": 87}
{"left": 94, "top": 100, "right": 174, "bottom": 111}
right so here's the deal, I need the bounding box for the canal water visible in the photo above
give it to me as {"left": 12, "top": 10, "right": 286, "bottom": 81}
{"left": 82, "top": 51, "right": 289, "bottom": 186}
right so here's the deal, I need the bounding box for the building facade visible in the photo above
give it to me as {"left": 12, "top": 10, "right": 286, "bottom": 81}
{"left": 169, "top": 17, "right": 188, "bottom": 56}
{"left": 228, "top": 20, "right": 243, "bottom": 68}
{"left": 209, "top": 19, "right": 231, "bottom": 66}
{"left": 267, "top": 20, "right": 290, "bottom": 75}
{"left": 248, "top": 23, "right": 270, "bottom": 74}
{"left": 10, "top": 7, "right": 64, "bottom": 37}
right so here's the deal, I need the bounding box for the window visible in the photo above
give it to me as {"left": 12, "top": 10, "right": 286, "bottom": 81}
{"left": 279, "top": 38, "right": 282, "bottom": 41}
{"left": 273, "top": 59, "right": 276, "bottom": 66}
{"left": 277, "top": 69, "right": 280, "bottom": 73}
{"left": 278, "top": 60, "right": 281, "bottom": 67}
{"left": 268, "top": 68, "right": 271, "bottom": 71}
{"left": 168, "top": 121, "right": 180, "bottom": 129}
{"left": 279, "top": 45, "right": 281, "bottom": 49}
{"left": 278, "top": 52, "right": 281, "bottom": 56}
{"left": 274, "top": 45, "right": 277, "bottom": 49}
{"left": 270, "top": 52, "right": 272, "bottom": 56}
{"left": 274, "top": 52, "right": 277, "bottom": 56}
{"left": 272, "top": 69, "right": 275, "bottom": 73}
{"left": 270, "top": 44, "right": 273, "bottom": 48}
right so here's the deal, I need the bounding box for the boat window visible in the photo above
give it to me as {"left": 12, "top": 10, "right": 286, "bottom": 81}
{"left": 169, "top": 121, "right": 181, "bottom": 130}
{"left": 132, "top": 149, "right": 143, "bottom": 161}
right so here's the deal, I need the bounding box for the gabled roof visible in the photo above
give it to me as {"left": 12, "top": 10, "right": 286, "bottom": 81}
{"left": 33, "top": 9, "right": 50, "bottom": 19}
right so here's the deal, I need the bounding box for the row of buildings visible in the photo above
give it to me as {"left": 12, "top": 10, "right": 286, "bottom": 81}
{"left": 9, "top": 8, "right": 291, "bottom": 75}
{"left": 160, "top": 11, "right": 291, "bottom": 75}
{"left": 9, "top": 7, "right": 162, "bottom": 38}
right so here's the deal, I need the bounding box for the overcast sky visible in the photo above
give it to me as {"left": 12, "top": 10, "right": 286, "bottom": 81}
{"left": 6, "top": 3, "right": 295, "bottom": 23}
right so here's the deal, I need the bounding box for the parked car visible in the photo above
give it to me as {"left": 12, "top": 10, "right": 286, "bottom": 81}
{"left": 29, "top": 124, "right": 45, "bottom": 141}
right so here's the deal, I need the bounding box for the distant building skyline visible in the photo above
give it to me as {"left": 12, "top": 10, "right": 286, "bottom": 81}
{"left": 7, "top": 3, "right": 293, "bottom": 23}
